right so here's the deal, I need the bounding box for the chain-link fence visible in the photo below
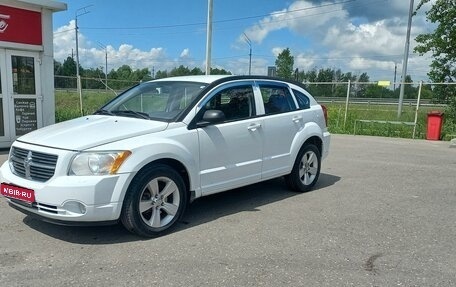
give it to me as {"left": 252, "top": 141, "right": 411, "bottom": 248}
{"left": 55, "top": 75, "right": 141, "bottom": 91}
{"left": 54, "top": 77, "right": 456, "bottom": 140}
{"left": 303, "top": 81, "right": 455, "bottom": 140}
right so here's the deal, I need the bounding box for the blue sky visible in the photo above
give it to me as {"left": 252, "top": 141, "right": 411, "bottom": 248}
{"left": 52, "top": 0, "right": 434, "bottom": 81}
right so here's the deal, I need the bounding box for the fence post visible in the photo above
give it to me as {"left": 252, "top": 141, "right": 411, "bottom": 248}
{"left": 344, "top": 80, "right": 351, "bottom": 128}
{"left": 412, "top": 81, "right": 422, "bottom": 139}
{"left": 77, "top": 75, "right": 83, "bottom": 116}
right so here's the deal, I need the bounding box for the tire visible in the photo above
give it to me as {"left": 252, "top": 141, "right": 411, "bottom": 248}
{"left": 120, "top": 164, "right": 188, "bottom": 237}
{"left": 285, "top": 144, "right": 321, "bottom": 192}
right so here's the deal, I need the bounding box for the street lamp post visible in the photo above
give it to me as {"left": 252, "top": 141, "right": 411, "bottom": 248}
{"left": 243, "top": 33, "right": 252, "bottom": 75}
{"left": 398, "top": 0, "right": 414, "bottom": 118}
{"left": 75, "top": 5, "right": 91, "bottom": 115}
{"left": 205, "top": 0, "right": 213, "bottom": 75}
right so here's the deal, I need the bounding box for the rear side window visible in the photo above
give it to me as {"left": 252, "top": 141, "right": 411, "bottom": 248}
{"left": 292, "top": 89, "right": 310, "bottom": 109}
{"left": 260, "top": 85, "right": 296, "bottom": 114}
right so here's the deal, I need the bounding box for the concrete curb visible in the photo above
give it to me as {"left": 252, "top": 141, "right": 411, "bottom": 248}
{"left": 450, "top": 138, "right": 456, "bottom": 148}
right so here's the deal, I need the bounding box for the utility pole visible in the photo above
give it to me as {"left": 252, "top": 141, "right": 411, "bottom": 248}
{"left": 75, "top": 5, "right": 92, "bottom": 115}
{"left": 398, "top": 0, "right": 414, "bottom": 118}
{"left": 243, "top": 33, "right": 252, "bottom": 75}
{"left": 105, "top": 48, "right": 107, "bottom": 90}
{"left": 205, "top": 0, "right": 213, "bottom": 75}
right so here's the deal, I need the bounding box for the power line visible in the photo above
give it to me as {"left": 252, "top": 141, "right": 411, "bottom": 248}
{"left": 55, "top": 0, "right": 392, "bottom": 39}
{"left": 79, "top": 0, "right": 357, "bottom": 31}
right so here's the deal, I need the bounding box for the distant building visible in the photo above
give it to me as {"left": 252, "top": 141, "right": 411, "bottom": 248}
{"left": 267, "top": 66, "right": 276, "bottom": 77}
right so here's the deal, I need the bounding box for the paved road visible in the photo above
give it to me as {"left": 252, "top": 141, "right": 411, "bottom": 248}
{"left": 0, "top": 135, "right": 455, "bottom": 286}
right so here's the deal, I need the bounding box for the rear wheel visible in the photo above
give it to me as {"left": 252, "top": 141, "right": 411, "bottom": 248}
{"left": 121, "top": 164, "right": 187, "bottom": 237}
{"left": 285, "top": 144, "right": 321, "bottom": 192}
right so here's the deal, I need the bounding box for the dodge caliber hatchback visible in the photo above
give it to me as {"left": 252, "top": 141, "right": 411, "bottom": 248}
{"left": 0, "top": 75, "right": 330, "bottom": 237}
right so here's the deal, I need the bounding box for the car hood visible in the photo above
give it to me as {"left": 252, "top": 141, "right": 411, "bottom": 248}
{"left": 17, "top": 115, "right": 169, "bottom": 150}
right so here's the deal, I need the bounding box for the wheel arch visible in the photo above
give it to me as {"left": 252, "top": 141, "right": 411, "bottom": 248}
{"left": 149, "top": 158, "right": 190, "bottom": 193}
{"left": 133, "top": 158, "right": 192, "bottom": 199}
{"left": 119, "top": 159, "right": 189, "bottom": 237}
{"left": 303, "top": 135, "right": 323, "bottom": 156}
{"left": 289, "top": 122, "right": 324, "bottom": 169}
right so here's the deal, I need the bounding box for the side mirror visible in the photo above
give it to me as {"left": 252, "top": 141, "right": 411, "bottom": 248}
{"left": 196, "top": 110, "right": 226, "bottom": 127}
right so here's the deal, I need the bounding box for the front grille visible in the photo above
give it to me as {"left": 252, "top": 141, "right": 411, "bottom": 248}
{"left": 10, "top": 147, "right": 58, "bottom": 182}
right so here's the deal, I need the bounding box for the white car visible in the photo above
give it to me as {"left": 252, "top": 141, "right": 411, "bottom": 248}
{"left": 0, "top": 75, "right": 330, "bottom": 237}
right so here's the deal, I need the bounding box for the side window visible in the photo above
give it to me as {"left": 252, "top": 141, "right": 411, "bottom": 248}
{"left": 204, "top": 85, "right": 255, "bottom": 121}
{"left": 260, "top": 85, "right": 296, "bottom": 114}
{"left": 292, "top": 89, "right": 310, "bottom": 109}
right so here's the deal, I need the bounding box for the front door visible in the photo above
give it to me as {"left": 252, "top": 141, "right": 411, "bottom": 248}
{"left": 5, "top": 50, "right": 42, "bottom": 140}
{"left": 197, "top": 82, "right": 263, "bottom": 195}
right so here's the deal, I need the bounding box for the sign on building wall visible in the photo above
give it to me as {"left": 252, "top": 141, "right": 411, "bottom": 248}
{"left": 0, "top": 5, "right": 42, "bottom": 45}
{"left": 14, "top": 98, "right": 37, "bottom": 136}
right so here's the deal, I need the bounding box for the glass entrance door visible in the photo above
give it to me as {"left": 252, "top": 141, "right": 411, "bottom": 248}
{"left": 6, "top": 50, "right": 42, "bottom": 139}
{"left": 0, "top": 48, "right": 11, "bottom": 143}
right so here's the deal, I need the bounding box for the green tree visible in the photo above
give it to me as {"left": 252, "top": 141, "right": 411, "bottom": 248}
{"left": 414, "top": 0, "right": 456, "bottom": 122}
{"left": 170, "top": 65, "right": 191, "bottom": 77}
{"left": 81, "top": 67, "right": 105, "bottom": 89}
{"left": 210, "top": 67, "right": 231, "bottom": 75}
{"left": 61, "top": 56, "right": 78, "bottom": 76}
{"left": 54, "top": 57, "right": 79, "bottom": 89}
{"left": 132, "top": 68, "right": 152, "bottom": 82}
{"left": 355, "top": 72, "right": 370, "bottom": 97}
{"left": 275, "top": 48, "right": 294, "bottom": 79}
{"left": 107, "top": 65, "right": 151, "bottom": 89}
{"left": 316, "top": 68, "right": 334, "bottom": 97}
{"left": 155, "top": 70, "right": 168, "bottom": 79}
{"left": 191, "top": 67, "right": 203, "bottom": 75}
{"left": 403, "top": 75, "right": 417, "bottom": 99}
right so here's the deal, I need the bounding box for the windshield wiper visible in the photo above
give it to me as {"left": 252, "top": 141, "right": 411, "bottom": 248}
{"left": 94, "top": 109, "right": 115, "bottom": 116}
{"left": 112, "top": 110, "right": 151, "bottom": 119}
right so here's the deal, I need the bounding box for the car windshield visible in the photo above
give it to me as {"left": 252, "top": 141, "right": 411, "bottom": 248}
{"left": 98, "top": 81, "right": 208, "bottom": 121}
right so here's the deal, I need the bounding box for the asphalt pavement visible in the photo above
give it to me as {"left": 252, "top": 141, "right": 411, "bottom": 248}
{"left": 0, "top": 135, "right": 455, "bottom": 286}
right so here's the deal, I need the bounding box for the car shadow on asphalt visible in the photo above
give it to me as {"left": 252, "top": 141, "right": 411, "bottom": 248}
{"left": 22, "top": 173, "right": 340, "bottom": 244}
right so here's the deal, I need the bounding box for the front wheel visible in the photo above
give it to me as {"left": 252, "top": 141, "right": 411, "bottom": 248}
{"left": 285, "top": 144, "right": 321, "bottom": 192}
{"left": 120, "top": 164, "right": 187, "bottom": 237}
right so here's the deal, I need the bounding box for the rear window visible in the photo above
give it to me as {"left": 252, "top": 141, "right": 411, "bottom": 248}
{"left": 292, "top": 89, "right": 310, "bottom": 109}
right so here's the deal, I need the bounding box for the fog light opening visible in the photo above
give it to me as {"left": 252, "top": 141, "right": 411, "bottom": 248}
{"left": 63, "top": 201, "right": 87, "bottom": 215}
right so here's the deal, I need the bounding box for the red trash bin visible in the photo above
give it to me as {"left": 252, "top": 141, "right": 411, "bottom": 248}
{"left": 426, "top": 111, "right": 444, "bottom": 140}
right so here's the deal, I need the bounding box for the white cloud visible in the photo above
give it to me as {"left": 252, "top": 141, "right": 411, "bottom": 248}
{"left": 238, "top": 0, "right": 433, "bottom": 81}
{"left": 179, "top": 48, "right": 191, "bottom": 59}
{"left": 53, "top": 0, "right": 436, "bottom": 81}
{"left": 295, "top": 52, "right": 316, "bottom": 71}
{"left": 323, "top": 20, "right": 404, "bottom": 57}
{"left": 220, "top": 57, "right": 270, "bottom": 76}
{"left": 53, "top": 21, "right": 199, "bottom": 73}
{"left": 272, "top": 47, "right": 286, "bottom": 57}
{"left": 240, "top": 1, "right": 347, "bottom": 44}
{"left": 53, "top": 20, "right": 79, "bottom": 60}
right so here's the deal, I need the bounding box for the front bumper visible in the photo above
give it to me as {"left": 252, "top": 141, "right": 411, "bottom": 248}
{"left": 0, "top": 155, "right": 133, "bottom": 223}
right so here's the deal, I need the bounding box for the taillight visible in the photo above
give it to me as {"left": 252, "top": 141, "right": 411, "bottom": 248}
{"left": 321, "top": 105, "right": 328, "bottom": 127}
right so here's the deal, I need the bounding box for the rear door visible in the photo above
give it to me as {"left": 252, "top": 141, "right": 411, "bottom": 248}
{"left": 257, "top": 81, "right": 304, "bottom": 179}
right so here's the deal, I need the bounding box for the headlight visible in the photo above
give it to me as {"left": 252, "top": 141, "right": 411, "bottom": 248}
{"left": 69, "top": 151, "right": 131, "bottom": 176}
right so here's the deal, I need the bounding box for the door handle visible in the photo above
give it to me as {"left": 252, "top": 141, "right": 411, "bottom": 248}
{"left": 292, "top": 116, "right": 303, "bottom": 123}
{"left": 247, "top": 123, "right": 261, "bottom": 131}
